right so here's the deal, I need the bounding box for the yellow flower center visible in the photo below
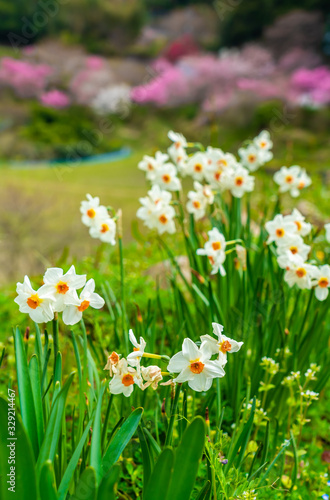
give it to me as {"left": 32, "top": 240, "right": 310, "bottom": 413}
{"left": 248, "top": 154, "right": 256, "bottom": 163}
{"left": 194, "top": 163, "right": 203, "bottom": 172}
{"left": 298, "top": 181, "right": 305, "bottom": 189}
{"left": 162, "top": 174, "right": 171, "bottom": 183}
{"left": 212, "top": 241, "right": 221, "bottom": 251}
{"left": 87, "top": 208, "right": 96, "bottom": 218}
{"left": 159, "top": 214, "right": 168, "bottom": 224}
{"left": 295, "top": 221, "right": 302, "bottom": 231}
{"left": 78, "top": 300, "right": 90, "bottom": 312}
{"left": 56, "top": 281, "right": 69, "bottom": 294}
{"left": 276, "top": 228, "right": 285, "bottom": 237}
{"left": 101, "top": 223, "right": 109, "bottom": 233}
{"left": 190, "top": 359, "right": 205, "bottom": 374}
{"left": 122, "top": 374, "right": 134, "bottom": 387}
{"left": 235, "top": 176, "right": 243, "bottom": 186}
{"left": 219, "top": 340, "right": 232, "bottom": 354}
{"left": 318, "top": 277, "right": 329, "bottom": 288}
{"left": 193, "top": 200, "right": 201, "bottom": 209}
{"left": 289, "top": 246, "right": 298, "bottom": 254}
{"left": 27, "top": 294, "right": 42, "bottom": 309}
{"left": 217, "top": 159, "right": 227, "bottom": 167}
{"left": 214, "top": 171, "right": 221, "bottom": 181}
{"left": 296, "top": 268, "right": 306, "bottom": 278}
{"left": 285, "top": 175, "right": 293, "bottom": 183}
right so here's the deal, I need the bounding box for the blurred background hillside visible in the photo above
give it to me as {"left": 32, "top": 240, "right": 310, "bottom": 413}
{"left": 0, "top": 0, "right": 330, "bottom": 283}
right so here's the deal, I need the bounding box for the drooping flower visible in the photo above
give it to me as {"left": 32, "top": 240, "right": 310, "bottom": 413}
{"left": 167, "top": 338, "right": 225, "bottom": 392}
{"left": 200, "top": 323, "right": 243, "bottom": 365}
{"left": 104, "top": 351, "right": 121, "bottom": 376}
{"left": 14, "top": 276, "right": 55, "bottom": 323}
{"left": 62, "top": 278, "right": 105, "bottom": 325}
{"left": 197, "top": 228, "right": 227, "bottom": 275}
{"left": 80, "top": 194, "right": 109, "bottom": 228}
{"left": 41, "top": 265, "right": 86, "bottom": 312}
{"left": 127, "top": 329, "right": 146, "bottom": 367}
{"left": 265, "top": 214, "right": 296, "bottom": 245}
{"left": 109, "top": 358, "right": 140, "bottom": 397}
{"left": 141, "top": 365, "right": 163, "bottom": 390}
{"left": 311, "top": 265, "right": 330, "bottom": 301}
{"left": 89, "top": 217, "right": 116, "bottom": 244}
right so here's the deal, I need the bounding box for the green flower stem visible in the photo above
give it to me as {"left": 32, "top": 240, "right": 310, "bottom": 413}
{"left": 52, "top": 314, "right": 59, "bottom": 375}
{"left": 165, "top": 383, "right": 182, "bottom": 446}
{"left": 118, "top": 235, "right": 128, "bottom": 355}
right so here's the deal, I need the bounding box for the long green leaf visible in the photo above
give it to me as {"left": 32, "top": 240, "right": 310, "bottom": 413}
{"left": 36, "top": 372, "right": 75, "bottom": 476}
{"left": 14, "top": 327, "right": 39, "bottom": 459}
{"left": 144, "top": 448, "right": 175, "bottom": 500}
{"left": 138, "top": 425, "right": 153, "bottom": 492}
{"left": 101, "top": 408, "right": 143, "bottom": 479}
{"left": 29, "top": 355, "right": 44, "bottom": 449}
{"left": 0, "top": 397, "right": 37, "bottom": 500}
{"left": 166, "top": 416, "right": 206, "bottom": 500}
{"left": 39, "top": 460, "right": 57, "bottom": 500}
{"left": 57, "top": 415, "right": 94, "bottom": 500}
{"left": 71, "top": 466, "right": 97, "bottom": 500}
{"left": 97, "top": 465, "right": 121, "bottom": 500}
{"left": 90, "top": 381, "right": 106, "bottom": 485}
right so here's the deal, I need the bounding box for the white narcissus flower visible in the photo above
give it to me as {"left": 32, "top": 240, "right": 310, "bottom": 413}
{"left": 311, "top": 265, "right": 330, "bottom": 301}
{"left": 152, "top": 163, "right": 181, "bottom": 192}
{"left": 274, "top": 166, "right": 311, "bottom": 197}
{"left": 265, "top": 214, "right": 296, "bottom": 245}
{"left": 41, "top": 265, "right": 86, "bottom": 312}
{"left": 80, "top": 194, "right": 109, "bottom": 227}
{"left": 141, "top": 365, "right": 163, "bottom": 390}
{"left": 197, "top": 228, "right": 227, "bottom": 276}
{"left": 228, "top": 166, "right": 255, "bottom": 197}
{"left": 200, "top": 322, "right": 243, "bottom": 366}
{"left": 109, "top": 358, "right": 139, "bottom": 397}
{"left": 186, "top": 182, "right": 214, "bottom": 221}
{"left": 204, "top": 148, "right": 238, "bottom": 190}
{"left": 284, "top": 209, "right": 312, "bottom": 237}
{"left": 14, "top": 276, "right": 55, "bottom": 323}
{"left": 138, "top": 151, "right": 169, "bottom": 181}
{"left": 324, "top": 223, "right": 330, "bottom": 242}
{"left": 104, "top": 351, "right": 121, "bottom": 377}
{"left": 276, "top": 234, "right": 311, "bottom": 261}
{"left": 253, "top": 130, "right": 273, "bottom": 152}
{"left": 127, "top": 329, "right": 146, "bottom": 367}
{"left": 89, "top": 217, "right": 116, "bottom": 244}
{"left": 167, "top": 338, "right": 225, "bottom": 392}
{"left": 168, "top": 130, "right": 187, "bottom": 149}
{"left": 62, "top": 279, "right": 105, "bottom": 325}
{"left": 137, "top": 187, "right": 176, "bottom": 235}
{"left": 238, "top": 144, "right": 272, "bottom": 172}
{"left": 283, "top": 255, "right": 316, "bottom": 289}
{"left": 186, "top": 152, "right": 208, "bottom": 181}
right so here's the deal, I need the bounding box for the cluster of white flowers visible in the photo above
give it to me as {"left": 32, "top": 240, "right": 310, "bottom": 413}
{"left": 105, "top": 323, "right": 243, "bottom": 396}
{"left": 137, "top": 185, "right": 176, "bottom": 235}
{"left": 80, "top": 194, "right": 116, "bottom": 245}
{"left": 300, "top": 390, "right": 319, "bottom": 401}
{"left": 14, "top": 266, "right": 105, "bottom": 325}
{"left": 265, "top": 210, "right": 330, "bottom": 301}
{"left": 260, "top": 356, "right": 279, "bottom": 375}
{"left": 137, "top": 129, "right": 273, "bottom": 233}
{"left": 92, "top": 84, "right": 131, "bottom": 116}
{"left": 274, "top": 165, "right": 312, "bottom": 198}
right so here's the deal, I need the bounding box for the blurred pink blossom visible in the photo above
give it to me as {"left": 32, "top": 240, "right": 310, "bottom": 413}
{"left": 0, "top": 57, "right": 52, "bottom": 97}
{"left": 40, "top": 89, "right": 70, "bottom": 108}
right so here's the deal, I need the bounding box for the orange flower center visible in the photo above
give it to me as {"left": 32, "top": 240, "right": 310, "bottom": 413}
{"left": 290, "top": 246, "right": 298, "bottom": 254}
{"left": 235, "top": 176, "right": 243, "bottom": 186}
{"left": 159, "top": 214, "right": 168, "bottom": 224}
{"left": 285, "top": 175, "right": 293, "bottom": 183}
{"left": 87, "top": 208, "right": 96, "bottom": 218}
{"left": 298, "top": 181, "right": 305, "bottom": 189}
{"left": 193, "top": 200, "right": 201, "bottom": 209}
{"left": 260, "top": 141, "right": 266, "bottom": 148}
{"left": 147, "top": 163, "right": 154, "bottom": 171}
{"left": 110, "top": 351, "right": 119, "bottom": 364}
{"left": 122, "top": 373, "right": 134, "bottom": 387}
{"left": 219, "top": 340, "right": 232, "bottom": 354}
{"left": 190, "top": 360, "right": 205, "bottom": 374}
{"left": 162, "top": 174, "right": 171, "bottom": 183}
{"left": 212, "top": 241, "right": 221, "bottom": 251}
{"left": 318, "top": 277, "right": 329, "bottom": 288}
{"left": 214, "top": 171, "right": 221, "bottom": 181}
{"left": 276, "top": 228, "right": 285, "bottom": 237}
{"left": 78, "top": 300, "right": 90, "bottom": 312}
{"left": 56, "top": 281, "right": 69, "bottom": 294}
{"left": 27, "top": 294, "right": 42, "bottom": 309}
{"left": 217, "top": 159, "right": 227, "bottom": 167}
{"left": 101, "top": 223, "right": 109, "bottom": 233}
{"left": 296, "top": 268, "right": 306, "bottom": 278}
{"left": 295, "top": 221, "right": 302, "bottom": 231}
{"left": 194, "top": 164, "right": 203, "bottom": 172}
{"left": 248, "top": 155, "right": 256, "bottom": 162}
